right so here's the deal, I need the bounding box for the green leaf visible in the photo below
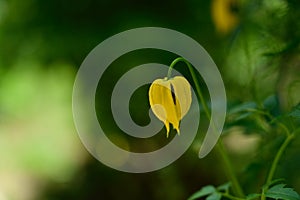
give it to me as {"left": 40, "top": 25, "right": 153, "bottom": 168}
{"left": 288, "top": 103, "right": 300, "bottom": 120}
{"left": 206, "top": 193, "right": 221, "bottom": 200}
{"left": 217, "top": 182, "right": 231, "bottom": 192}
{"left": 246, "top": 193, "right": 261, "bottom": 200}
{"left": 227, "top": 102, "right": 258, "bottom": 123}
{"left": 188, "top": 186, "right": 216, "bottom": 200}
{"left": 263, "top": 95, "right": 277, "bottom": 109}
{"left": 264, "top": 178, "right": 286, "bottom": 188}
{"left": 265, "top": 184, "right": 300, "bottom": 200}
{"left": 263, "top": 95, "right": 281, "bottom": 116}
{"left": 228, "top": 102, "right": 257, "bottom": 114}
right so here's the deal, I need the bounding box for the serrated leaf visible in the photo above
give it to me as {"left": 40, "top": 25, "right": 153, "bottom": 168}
{"left": 217, "top": 182, "right": 231, "bottom": 192}
{"left": 265, "top": 184, "right": 300, "bottom": 200}
{"left": 246, "top": 193, "right": 261, "bottom": 200}
{"left": 188, "top": 186, "right": 216, "bottom": 200}
{"left": 264, "top": 178, "right": 286, "bottom": 188}
{"left": 206, "top": 193, "right": 221, "bottom": 200}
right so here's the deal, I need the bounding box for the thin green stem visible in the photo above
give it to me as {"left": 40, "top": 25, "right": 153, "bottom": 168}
{"left": 242, "top": 107, "right": 295, "bottom": 200}
{"left": 241, "top": 108, "right": 295, "bottom": 200}
{"left": 168, "top": 57, "right": 210, "bottom": 117}
{"left": 261, "top": 188, "right": 266, "bottom": 200}
{"left": 261, "top": 133, "right": 294, "bottom": 200}
{"left": 220, "top": 192, "right": 247, "bottom": 200}
{"left": 266, "top": 133, "right": 294, "bottom": 185}
{"left": 216, "top": 142, "right": 245, "bottom": 197}
{"left": 168, "top": 57, "right": 244, "bottom": 197}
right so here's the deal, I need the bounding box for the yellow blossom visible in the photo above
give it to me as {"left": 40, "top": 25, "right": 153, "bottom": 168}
{"left": 148, "top": 76, "right": 192, "bottom": 137}
{"left": 211, "top": 0, "right": 239, "bottom": 35}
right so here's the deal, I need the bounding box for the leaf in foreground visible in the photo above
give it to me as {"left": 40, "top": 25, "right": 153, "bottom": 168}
{"left": 206, "top": 192, "right": 221, "bottom": 200}
{"left": 188, "top": 185, "right": 216, "bottom": 200}
{"left": 265, "top": 184, "right": 300, "bottom": 200}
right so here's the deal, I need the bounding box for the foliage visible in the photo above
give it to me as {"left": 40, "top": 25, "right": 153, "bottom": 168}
{"left": 0, "top": 0, "right": 299, "bottom": 199}
{"left": 188, "top": 0, "right": 300, "bottom": 198}
{"left": 265, "top": 184, "right": 300, "bottom": 200}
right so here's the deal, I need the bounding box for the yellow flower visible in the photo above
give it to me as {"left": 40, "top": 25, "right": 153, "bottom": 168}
{"left": 148, "top": 76, "right": 192, "bottom": 137}
{"left": 211, "top": 0, "right": 239, "bottom": 35}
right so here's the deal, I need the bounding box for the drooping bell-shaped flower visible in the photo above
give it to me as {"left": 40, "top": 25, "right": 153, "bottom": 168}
{"left": 148, "top": 76, "right": 192, "bottom": 137}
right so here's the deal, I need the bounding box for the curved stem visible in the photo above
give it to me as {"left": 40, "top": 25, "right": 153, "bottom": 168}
{"left": 216, "top": 141, "right": 245, "bottom": 197}
{"left": 168, "top": 57, "right": 210, "bottom": 118}
{"left": 220, "top": 192, "right": 247, "bottom": 200}
{"left": 243, "top": 108, "right": 295, "bottom": 200}
{"left": 168, "top": 57, "right": 244, "bottom": 197}
{"left": 266, "top": 134, "right": 293, "bottom": 185}
{"left": 261, "top": 133, "right": 294, "bottom": 200}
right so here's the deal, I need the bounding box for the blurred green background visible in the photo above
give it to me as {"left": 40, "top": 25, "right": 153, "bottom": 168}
{"left": 0, "top": 0, "right": 299, "bottom": 199}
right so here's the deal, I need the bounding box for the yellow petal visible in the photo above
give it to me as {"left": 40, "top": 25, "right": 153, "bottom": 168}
{"left": 149, "top": 76, "right": 192, "bottom": 137}
{"left": 149, "top": 78, "right": 179, "bottom": 137}
{"left": 211, "top": 0, "right": 239, "bottom": 34}
{"left": 149, "top": 79, "right": 169, "bottom": 123}
{"left": 170, "top": 76, "right": 192, "bottom": 119}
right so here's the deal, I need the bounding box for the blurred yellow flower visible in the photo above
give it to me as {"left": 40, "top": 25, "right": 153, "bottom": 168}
{"left": 148, "top": 76, "right": 192, "bottom": 137}
{"left": 211, "top": 0, "right": 239, "bottom": 34}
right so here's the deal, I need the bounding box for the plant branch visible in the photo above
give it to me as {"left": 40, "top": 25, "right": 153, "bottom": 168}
{"left": 168, "top": 57, "right": 245, "bottom": 197}
{"left": 261, "top": 133, "right": 294, "bottom": 200}
{"left": 216, "top": 141, "right": 245, "bottom": 197}
{"left": 168, "top": 57, "right": 210, "bottom": 118}
{"left": 266, "top": 134, "right": 294, "bottom": 185}
{"left": 220, "top": 192, "right": 247, "bottom": 200}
